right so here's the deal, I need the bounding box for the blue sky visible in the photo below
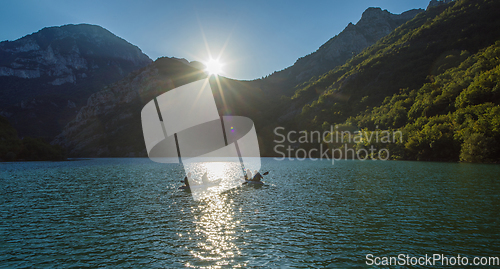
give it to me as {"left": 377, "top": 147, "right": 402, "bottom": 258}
{"left": 0, "top": 0, "right": 430, "bottom": 80}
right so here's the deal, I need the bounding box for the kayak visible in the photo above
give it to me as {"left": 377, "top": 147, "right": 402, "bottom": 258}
{"left": 178, "top": 180, "right": 220, "bottom": 191}
{"left": 244, "top": 180, "right": 264, "bottom": 185}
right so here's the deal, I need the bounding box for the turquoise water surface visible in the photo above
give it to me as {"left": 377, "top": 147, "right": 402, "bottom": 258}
{"left": 1, "top": 158, "right": 499, "bottom": 267}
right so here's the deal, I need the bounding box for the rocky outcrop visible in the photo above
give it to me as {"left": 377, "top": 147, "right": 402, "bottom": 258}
{"left": 0, "top": 24, "right": 150, "bottom": 84}
{"left": 261, "top": 7, "right": 424, "bottom": 96}
{"left": 427, "top": 0, "right": 454, "bottom": 10}
{"left": 0, "top": 24, "right": 152, "bottom": 139}
{"left": 0, "top": 67, "right": 40, "bottom": 78}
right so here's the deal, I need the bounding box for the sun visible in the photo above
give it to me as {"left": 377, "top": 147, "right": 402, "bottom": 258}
{"left": 204, "top": 58, "right": 224, "bottom": 76}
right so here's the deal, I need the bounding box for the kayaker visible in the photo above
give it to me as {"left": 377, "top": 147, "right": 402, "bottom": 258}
{"left": 252, "top": 170, "right": 263, "bottom": 182}
{"left": 245, "top": 169, "right": 253, "bottom": 181}
{"left": 201, "top": 172, "right": 209, "bottom": 184}
{"left": 183, "top": 172, "right": 191, "bottom": 187}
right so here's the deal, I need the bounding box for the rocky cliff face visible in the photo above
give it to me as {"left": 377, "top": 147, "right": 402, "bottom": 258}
{"left": 427, "top": 0, "right": 454, "bottom": 10}
{"left": 52, "top": 57, "right": 209, "bottom": 157}
{"left": 260, "top": 7, "right": 424, "bottom": 96}
{"left": 0, "top": 24, "right": 152, "bottom": 140}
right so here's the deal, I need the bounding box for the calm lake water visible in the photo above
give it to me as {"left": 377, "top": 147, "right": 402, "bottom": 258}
{"left": 1, "top": 158, "right": 499, "bottom": 267}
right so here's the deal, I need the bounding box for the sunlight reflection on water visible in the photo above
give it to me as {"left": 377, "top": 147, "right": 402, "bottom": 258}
{"left": 186, "top": 195, "right": 244, "bottom": 268}
{"left": 183, "top": 161, "right": 245, "bottom": 201}
{"left": 1, "top": 158, "right": 500, "bottom": 268}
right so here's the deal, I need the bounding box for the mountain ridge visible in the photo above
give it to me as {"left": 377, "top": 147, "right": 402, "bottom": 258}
{"left": 272, "top": 0, "right": 500, "bottom": 162}
{"left": 52, "top": 57, "right": 208, "bottom": 157}
{"left": 5, "top": 0, "right": 498, "bottom": 163}
{"left": 0, "top": 23, "right": 152, "bottom": 140}
{"left": 50, "top": 6, "right": 424, "bottom": 157}
{"left": 258, "top": 7, "right": 424, "bottom": 97}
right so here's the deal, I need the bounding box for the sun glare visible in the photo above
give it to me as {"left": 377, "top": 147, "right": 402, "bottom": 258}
{"left": 204, "top": 58, "right": 223, "bottom": 75}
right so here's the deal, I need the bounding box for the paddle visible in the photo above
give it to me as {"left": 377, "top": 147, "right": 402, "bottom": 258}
{"left": 242, "top": 171, "right": 269, "bottom": 184}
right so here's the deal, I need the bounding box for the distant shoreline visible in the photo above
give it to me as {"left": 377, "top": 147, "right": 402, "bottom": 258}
{"left": 2, "top": 157, "right": 498, "bottom": 164}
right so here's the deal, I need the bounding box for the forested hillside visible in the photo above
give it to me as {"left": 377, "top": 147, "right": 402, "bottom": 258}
{"left": 267, "top": 0, "right": 500, "bottom": 163}
{"left": 0, "top": 116, "right": 65, "bottom": 161}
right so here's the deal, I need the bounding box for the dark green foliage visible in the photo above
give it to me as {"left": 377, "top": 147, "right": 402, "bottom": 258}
{"left": 454, "top": 103, "right": 500, "bottom": 162}
{"left": 270, "top": 0, "right": 500, "bottom": 163}
{"left": 0, "top": 116, "right": 22, "bottom": 161}
{"left": 57, "top": 57, "right": 208, "bottom": 157}
{"left": 17, "top": 137, "right": 66, "bottom": 161}
{"left": 404, "top": 115, "right": 461, "bottom": 161}
{"left": 352, "top": 42, "right": 500, "bottom": 163}
{"left": 0, "top": 116, "right": 66, "bottom": 161}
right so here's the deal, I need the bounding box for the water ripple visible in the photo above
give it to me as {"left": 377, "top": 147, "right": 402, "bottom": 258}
{"left": 1, "top": 158, "right": 500, "bottom": 267}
